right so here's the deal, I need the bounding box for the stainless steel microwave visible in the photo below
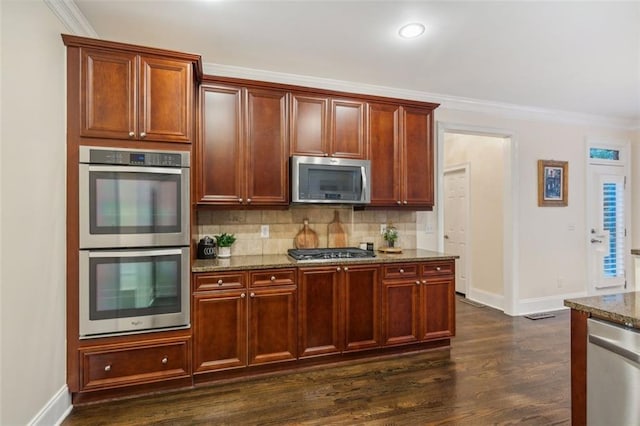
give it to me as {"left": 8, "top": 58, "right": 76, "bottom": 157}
{"left": 291, "top": 155, "right": 371, "bottom": 204}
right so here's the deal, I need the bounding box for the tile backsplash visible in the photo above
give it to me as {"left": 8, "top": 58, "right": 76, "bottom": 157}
{"left": 197, "top": 206, "right": 417, "bottom": 256}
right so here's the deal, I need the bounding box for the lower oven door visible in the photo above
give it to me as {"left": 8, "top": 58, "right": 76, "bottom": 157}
{"left": 79, "top": 247, "right": 190, "bottom": 338}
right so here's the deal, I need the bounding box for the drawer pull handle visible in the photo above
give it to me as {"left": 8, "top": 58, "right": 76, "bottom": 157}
{"left": 104, "top": 364, "right": 112, "bottom": 372}
{"left": 217, "top": 279, "right": 223, "bottom": 285}
{"left": 270, "top": 276, "right": 276, "bottom": 281}
{"left": 399, "top": 269, "right": 404, "bottom": 274}
{"left": 436, "top": 266, "right": 441, "bottom": 271}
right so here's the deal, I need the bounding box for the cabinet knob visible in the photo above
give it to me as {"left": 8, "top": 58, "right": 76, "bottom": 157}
{"left": 217, "top": 279, "right": 223, "bottom": 286}
{"left": 323, "top": 153, "right": 329, "bottom": 157}
{"left": 436, "top": 266, "right": 441, "bottom": 271}
{"left": 270, "top": 276, "right": 276, "bottom": 281}
{"left": 399, "top": 269, "right": 404, "bottom": 274}
{"left": 336, "top": 267, "right": 341, "bottom": 272}
{"left": 344, "top": 267, "right": 349, "bottom": 271}
{"left": 403, "top": 200, "right": 408, "bottom": 204}
{"left": 104, "top": 364, "right": 112, "bottom": 372}
{"left": 247, "top": 198, "right": 252, "bottom": 203}
{"left": 416, "top": 280, "right": 421, "bottom": 285}
{"left": 140, "top": 132, "right": 146, "bottom": 138}
{"left": 241, "top": 293, "right": 246, "bottom": 298}
{"left": 397, "top": 200, "right": 402, "bottom": 205}
{"left": 238, "top": 198, "right": 243, "bottom": 203}
{"left": 250, "top": 292, "right": 256, "bottom": 298}
{"left": 161, "top": 356, "right": 168, "bottom": 365}
{"left": 128, "top": 131, "right": 135, "bottom": 138}
{"left": 422, "top": 280, "right": 427, "bottom": 284}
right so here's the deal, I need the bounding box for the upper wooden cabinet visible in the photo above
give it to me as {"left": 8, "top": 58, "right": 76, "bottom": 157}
{"left": 291, "top": 94, "right": 366, "bottom": 159}
{"left": 368, "top": 103, "right": 436, "bottom": 209}
{"left": 197, "top": 83, "right": 289, "bottom": 206}
{"left": 63, "top": 35, "right": 200, "bottom": 143}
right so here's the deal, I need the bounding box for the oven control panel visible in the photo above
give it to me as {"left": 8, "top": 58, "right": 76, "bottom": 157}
{"left": 79, "top": 146, "right": 189, "bottom": 168}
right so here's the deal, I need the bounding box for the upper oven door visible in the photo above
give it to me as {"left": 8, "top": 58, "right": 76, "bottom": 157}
{"left": 79, "top": 164, "right": 190, "bottom": 249}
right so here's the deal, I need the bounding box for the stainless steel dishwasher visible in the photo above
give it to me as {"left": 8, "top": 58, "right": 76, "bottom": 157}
{"left": 587, "top": 318, "right": 640, "bottom": 425}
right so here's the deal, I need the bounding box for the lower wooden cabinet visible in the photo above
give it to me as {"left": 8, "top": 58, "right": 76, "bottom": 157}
{"left": 298, "top": 264, "right": 380, "bottom": 358}
{"left": 193, "top": 269, "right": 297, "bottom": 374}
{"left": 80, "top": 337, "right": 190, "bottom": 390}
{"left": 382, "top": 260, "right": 455, "bottom": 346}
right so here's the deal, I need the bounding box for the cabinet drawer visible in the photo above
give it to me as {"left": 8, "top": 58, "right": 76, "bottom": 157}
{"left": 250, "top": 269, "right": 296, "bottom": 287}
{"left": 194, "top": 272, "right": 246, "bottom": 291}
{"left": 421, "top": 261, "right": 455, "bottom": 277}
{"left": 383, "top": 264, "right": 418, "bottom": 280}
{"left": 81, "top": 338, "right": 190, "bottom": 390}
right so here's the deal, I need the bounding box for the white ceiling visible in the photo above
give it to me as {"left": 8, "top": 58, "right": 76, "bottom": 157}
{"left": 74, "top": 0, "right": 640, "bottom": 126}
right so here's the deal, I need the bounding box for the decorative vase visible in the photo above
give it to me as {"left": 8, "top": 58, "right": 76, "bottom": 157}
{"left": 388, "top": 240, "right": 395, "bottom": 248}
{"left": 218, "top": 246, "right": 231, "bottom": 258}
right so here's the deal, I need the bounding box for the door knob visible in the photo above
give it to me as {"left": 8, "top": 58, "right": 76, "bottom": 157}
{"left": 591, "top": 238, "right": 603, "bottom": 244}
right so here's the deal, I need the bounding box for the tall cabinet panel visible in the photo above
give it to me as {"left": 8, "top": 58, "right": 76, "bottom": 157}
{"left": 368, "top": 103, "right": 401, "bottom": 206}
{"left": 402, "top": 106, "right": 434, "bottom": 207}
{"left": 198, "top": 85, "right": 243, "bottom": 204}
{"left": 245, "top": 88, "right": 289, "bottom": 205}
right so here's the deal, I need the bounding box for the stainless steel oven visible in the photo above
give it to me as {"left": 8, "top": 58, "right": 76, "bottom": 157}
{"left": 79, "top": 247, "right": 190, "bottom": 338}
{"left": 79, "top": 146, "right": 190, "bottom": 249}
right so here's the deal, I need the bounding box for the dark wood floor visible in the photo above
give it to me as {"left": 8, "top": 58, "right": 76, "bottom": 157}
{"left": 63, "top": 299, "right": 571, "bottom": 425}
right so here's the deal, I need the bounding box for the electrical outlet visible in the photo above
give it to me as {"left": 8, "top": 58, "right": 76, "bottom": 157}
{"left": 260, "top": 225, "right": 269, "bottom": 238}
{"left": 380, "top": 224, "right": 387, "bottom": 235}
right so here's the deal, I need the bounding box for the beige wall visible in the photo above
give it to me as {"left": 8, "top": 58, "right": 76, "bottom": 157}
{"left": 444, "top": 133, "right": 505, "bottom": 297}
{"left": 198, "top": 207, "right": 417, "bottom": 255}
{"left": 1, "top": 1, "right": 68, "bottom": 424}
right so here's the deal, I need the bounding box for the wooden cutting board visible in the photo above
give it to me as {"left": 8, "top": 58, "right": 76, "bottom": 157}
{"left": 294, "top": 219, "right": 319, "bottom": 249}
{"left": 327, "top": 211, "right": 348, "bottom": 248}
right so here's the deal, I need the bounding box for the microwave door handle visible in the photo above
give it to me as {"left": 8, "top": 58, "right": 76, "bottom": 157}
{"left": 360, "top": 166, "right": 368, "bottom": 200}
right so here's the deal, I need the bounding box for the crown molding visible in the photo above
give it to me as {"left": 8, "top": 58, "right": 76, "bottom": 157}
{"left": 44, "top": 0, "right": 98, "bottom": 38}
{"left": 204, "top": 62, "right": 638, "bottom": 131}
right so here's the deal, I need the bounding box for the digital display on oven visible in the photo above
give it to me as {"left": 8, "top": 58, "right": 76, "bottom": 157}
{"left": 130, "top": 153, "right": 145, "bottom": 163}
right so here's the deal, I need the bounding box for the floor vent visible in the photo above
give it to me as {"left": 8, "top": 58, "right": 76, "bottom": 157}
{"left": 458, "top": 298, "right": 485, "bottom": 308}
{"left": 524, "top": 312, "right": 556, "bottom": 320}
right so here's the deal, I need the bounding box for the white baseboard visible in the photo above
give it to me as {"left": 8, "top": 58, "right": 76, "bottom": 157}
{"left": 466, "top": 287, "right": 504, "bottom": 311}
{"left": 516, "top": 291, "right": 588, "bottom": 316}
{"left": 28, "top": 385, "right": 72, "bottom": 426}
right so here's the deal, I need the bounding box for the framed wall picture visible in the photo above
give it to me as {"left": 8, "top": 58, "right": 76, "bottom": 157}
{"left": 538, "top": 160, "right": 568, "bottom": 207}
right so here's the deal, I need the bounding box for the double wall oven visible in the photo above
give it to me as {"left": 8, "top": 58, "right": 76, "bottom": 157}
{"left": 78, "top": 146, "right": 190, "bottom": 338}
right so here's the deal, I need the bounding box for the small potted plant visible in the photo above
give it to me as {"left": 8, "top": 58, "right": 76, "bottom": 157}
{"left": 383, "top": 226, "right": 398, "bottom": 248}
{"left": 214, "top": 233, "right": 236, "bottom": 258}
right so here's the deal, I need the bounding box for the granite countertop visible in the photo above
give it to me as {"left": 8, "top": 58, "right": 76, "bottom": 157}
{"left": 192, "top": 249, "right": 457, "bottom": 273}
{"left": 564, "top": 292, "right": 640, "bottom": 328}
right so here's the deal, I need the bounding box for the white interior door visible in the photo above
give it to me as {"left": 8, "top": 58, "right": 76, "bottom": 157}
{"left": 587, "top": 163, "right": 627, "bottom": 292}
{"left": 443, "top": 167, "right": 469, "bottom": 294}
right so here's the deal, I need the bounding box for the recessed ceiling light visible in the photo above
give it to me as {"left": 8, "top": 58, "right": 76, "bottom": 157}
{"left": 398, "top": 23, "right": 425, "bottom": 39}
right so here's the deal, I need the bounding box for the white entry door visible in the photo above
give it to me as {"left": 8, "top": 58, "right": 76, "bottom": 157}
{"left": 587, "top": 151, "right": 628, "bottom": 292}
{"left": 443, "top": 167, "right": 469, "bottom": 294}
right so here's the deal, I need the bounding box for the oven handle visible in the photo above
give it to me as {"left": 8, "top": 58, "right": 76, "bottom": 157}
{"left": 87, "top": 248, "right": 186, "bottom": 258}
{"left": 87, "top": 165, "right": 183, "bottom": 174}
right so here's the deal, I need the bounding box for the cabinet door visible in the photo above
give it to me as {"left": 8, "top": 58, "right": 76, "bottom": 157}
{"left": 330, "top": 99, "right": 366, "bottom": 159}
{"left": 245, "top": 88, "right": 289, "bottom": 205}
{"left": 139, "top": 56, "right": 193, "bottom": 142}
{"left": 198, "top": 85, "right": 244, "bottom": 204}
{"left": 298, "top": 267, "right": 341, "bottom": 357}
{"left": 420, "top": 276, "right": 455, "bottom": 340}
{"left": 401, "top": 106, "right": 434, "bottom": 207}
{"left": 80, "top": 48, "right": 137, "bottom": 139}
{"left": 343, "top": 265, "right": 380, "bottom": 352}
{"left": 368, "top": 103, "right": 401, "bottom": 206}
{"left": 382, "top": 280, "right": 420, "bottom": 346}
{"left": 248, "top": 287, "right": 297, "bottom": 365}
{"left": 193, "top": 291, "right": 247, "bottom": 373}
{"left": 290, "top": 94, "right": 329, "bottom": 156}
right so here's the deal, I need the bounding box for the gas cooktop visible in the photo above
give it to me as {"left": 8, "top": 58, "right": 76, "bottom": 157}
{"left": 288, "top": 247, "right": 376, "bottom": 262}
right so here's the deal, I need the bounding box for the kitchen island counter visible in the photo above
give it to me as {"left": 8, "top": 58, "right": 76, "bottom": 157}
{"left": 192, "top": 249, "right": 457, "bottom": 273}
{"left": 564, "top": 292, "right": 640, "bottom": 329}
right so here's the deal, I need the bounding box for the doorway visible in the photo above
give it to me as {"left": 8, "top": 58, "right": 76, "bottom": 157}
{"left": 437, "top": 123, "right": 516, "bottom": 314}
